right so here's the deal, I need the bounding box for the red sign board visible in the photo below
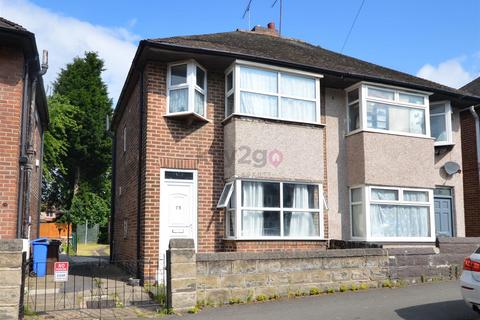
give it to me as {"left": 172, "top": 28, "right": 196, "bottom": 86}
{"left": 54, "top": 262, "right": 69, "bottom": 282}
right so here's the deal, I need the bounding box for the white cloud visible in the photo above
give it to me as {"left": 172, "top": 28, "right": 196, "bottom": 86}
{"left": 416, "top": 58, "right": 476, "bottom": 89}
{"left": 0, "top": 0, "right": 139, "bottom": 103}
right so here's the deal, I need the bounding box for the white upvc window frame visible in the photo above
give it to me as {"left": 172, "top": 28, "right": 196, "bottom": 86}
{"left": 223, "top": 179, "right": 325, "bottom": 240}
{"left": 166, "top": 59, "right": 208, "bottom": 119}
{"left": 224, "top": 60, "right": 324, "bottom": 125}
{"left": 345, "top": 82, "right": 432, "bottom": 139}
{"left": 350, "top": 185, "right": 435, "bottom": 242}
{"left": 430, "top": 100, "right": 453, "bottom": 146}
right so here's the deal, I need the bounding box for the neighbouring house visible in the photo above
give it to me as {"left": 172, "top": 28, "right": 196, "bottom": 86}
{"left": 460, "top": 77, "right": 480, "bottom": 236}
{"left": 0, "top": 17, "right": 48, "bottom": 240}
{"left": 110, "top": 23, "right": 480, "bottom": 279}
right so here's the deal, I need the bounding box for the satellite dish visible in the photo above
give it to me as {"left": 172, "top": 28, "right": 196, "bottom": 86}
{"left": 443, "top": 161, "right": 461, "bottom": 175}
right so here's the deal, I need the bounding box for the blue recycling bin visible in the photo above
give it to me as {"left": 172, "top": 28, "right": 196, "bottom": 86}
{"left": 32, "top": 238, "right": 48, "bottom": 277}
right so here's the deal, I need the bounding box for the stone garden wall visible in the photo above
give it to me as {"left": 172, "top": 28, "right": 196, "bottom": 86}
{"left": 0, "top": 239, "right": 24, "bottom": 320}
{"left": 166, "top": 237, "right": 480, "bottom": 312}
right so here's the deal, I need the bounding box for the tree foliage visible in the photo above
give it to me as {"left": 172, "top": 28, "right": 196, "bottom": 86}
{"left": 43, "top": 52, "right": 112, "bottom": 226}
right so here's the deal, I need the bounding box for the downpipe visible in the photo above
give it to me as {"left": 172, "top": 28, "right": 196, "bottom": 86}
{"left": 21, "top": 50, "right": 48, "bottom": 238}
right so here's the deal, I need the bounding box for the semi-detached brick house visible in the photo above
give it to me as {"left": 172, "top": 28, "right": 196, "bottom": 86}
{"left": 460, "top": 77, "right": 480, "bottom": 236}
{"left": 0, "top": 17, "right": 48, "bottom": 241}
{"left": 111, "top": 24, "right": 480, "bottom": 279}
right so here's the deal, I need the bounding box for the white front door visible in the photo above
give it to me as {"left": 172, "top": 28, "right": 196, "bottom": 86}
{"left": 159, "top": 169, "right": 197, "bottom": 281}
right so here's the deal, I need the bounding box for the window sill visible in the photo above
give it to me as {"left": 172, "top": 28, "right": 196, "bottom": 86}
{"left": 351, "top": 236, "right": 435, "bottom": 243}
{"left": 164, "top": 112, "right": 210, "bottom": 124}
{"left": 223, "top": 237, "right": 326, "bottom": 241}
{"left": 222, "top": 113, "right": 326, "bottom": 128}
{"left": 434, "top": 142, "right": 455, "bottom": 148}
{"left": 345, "top": 128, "right": 434, "bottom": 140}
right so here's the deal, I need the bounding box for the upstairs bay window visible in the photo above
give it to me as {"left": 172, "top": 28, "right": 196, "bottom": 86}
{"left": 219, "top": 180, "right": 324, "bottom": 239}
{"left": 430, "top": 101, "right": 453, "bottom": 146}
{"left": 225, "top": 62, "right": 322, "bottom": 124}
{"left": 350, "top": 186, "right": 434, "bottom": 242}
{"left": 167, "top": 60, "right": 207, "bottom": 119}
{"left": 346, "top": 83, "right": 431, "bottom": 137}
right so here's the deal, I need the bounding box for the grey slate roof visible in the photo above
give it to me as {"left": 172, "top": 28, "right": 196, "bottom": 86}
{"left": 147, "top": 31, "right": 477, "bottom": 98}
{"left": 0, "top": 17, "right": 28, "bottom": 32}
{"left": 461, "top": 77, "right": 480, "bottom": 95}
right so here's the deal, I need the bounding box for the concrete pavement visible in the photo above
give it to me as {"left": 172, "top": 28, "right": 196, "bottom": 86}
{"left": 166, "top": 281, "right": 479, "bottom": 320}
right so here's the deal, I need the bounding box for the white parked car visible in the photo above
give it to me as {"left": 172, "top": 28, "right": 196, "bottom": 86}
{"left": 460, "top": 251, "right": 480, "bottom": 313}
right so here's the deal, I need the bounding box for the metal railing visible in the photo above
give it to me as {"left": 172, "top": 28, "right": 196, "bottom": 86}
{"left": 22, "top": 257, "right": 166, "bottom": 314}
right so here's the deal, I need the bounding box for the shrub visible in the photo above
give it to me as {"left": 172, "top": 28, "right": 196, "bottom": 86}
{"left": 339, "top": 285, "right": 348, "bottom": 292}
{"left": 359, "top": 283, "right": 369, "bottom": 290}
{"left": 309, "top": 287, "right": 320, "bottom": 295}
{"left": 256, "top": 294, "right": 268, "bottom": 302}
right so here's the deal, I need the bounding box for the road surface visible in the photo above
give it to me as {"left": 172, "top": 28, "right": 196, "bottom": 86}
{"left": 165, "top": 281, "right": 478, "bottom": 320}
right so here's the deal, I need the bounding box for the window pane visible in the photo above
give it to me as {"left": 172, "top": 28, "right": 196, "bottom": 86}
{"left": 367, "top": 87, "right": 394, "bottom": 100}
{"left": 284, "top": 212, "right": 319, "bottom": 237}
{"left": 281, "top": 97, "right": 316, "bottom": 122}
{"left": 240, "top": 92, "right": 278, "bottom": 118}
{"left": 283, "top": 184, "right": 319, "bottom": 209}
{"left": 227, "top": 210, "right": 236, "bottom": 237}
{"left": 367, "top": 101, "right": 425, "bottom": 134}
{"left": 240, "top": 66, "right": 277, "bottom": 93}
{"left": 217, "top": 183, "right": 233, "bottom": 208}
{"left": 348, "top": 89, "right": 359, "bottom": 103}
{"left": 196, "top": 66, "right": 205, "bottom": 89}
{"left": 280, "top": 73, "right": 315, "bottom": 99}
{"left": 370, "top": 204, "right": 430, "bottom": 237}
{"left": 226, "top": 94, "right": 234, "bottom": 117}
{"left": 371, "top": 188, "right": 398, "bottom": 201}
{"left": 434, "top": 188, "right": 452, "bottom": 196}
{"left": 169, "top": 88, "right": 188, "bottom": 113}
{"left": 404, "top": 191, "right": 429, "bottom": 202}
{"left": 170, "top": 64, "right": 187, "bottom": 86}
{"left": 431, "top": 115, "right": 447, "bottom": 141}
{"left": 226, "top": 72, "right": 233, "bottom": 92}
{"left": 241, "top": 210, "right": 280, "bottom": 236}
{"left": 351, "top": 204, "right": 365, "bottom": 237}
{"left": 348, "top": 102, "right": 360, "bottom": 132}
{"left": 242, "top": 181, "right": 280, "bottom": 207}
{"left": 165, "top": 171, "right": 193, "bottom": 180}
{"left": 430, "top": 104, "right": 445, "bottom": 114}
{"left": 351, "top": 188, "right": 362, "bottom": 203}
{"left": 399, "top": 93, "right": 424, "bottom": 105}
{"left": 194, "top": 90, "right": 205, "bottom": 115}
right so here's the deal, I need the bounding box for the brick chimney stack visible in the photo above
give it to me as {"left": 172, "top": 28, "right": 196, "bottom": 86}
{"left": 251, "top": 22, "right": 279, "bottom": 36}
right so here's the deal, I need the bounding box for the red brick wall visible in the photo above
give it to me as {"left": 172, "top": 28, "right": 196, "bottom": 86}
{"left": 113, "top": 79, "right": 141, "bottom": 262}
{"left": 142, "top": 62, "right": 225, "bottom": 264}
{"left": 461, "top": 109, "right": 480, "bottom": 236}
{"left": 0, "top": 45, "right": 23, "bottom": 239}
{"left": 224, "top": 240, "right": 327, "bottom": 252}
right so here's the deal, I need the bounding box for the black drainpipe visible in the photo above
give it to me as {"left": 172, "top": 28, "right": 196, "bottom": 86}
{"left": 16, "top": 61, "right": 29, "bottom": 238}
{"left": 136, "top": 70, "right": 145, "bottom": 279}
{"left": 110, "top": 130, "right": 116, "bottom": 263}
{"left": 36, "top": 130, "right": 44, "bottom": 239}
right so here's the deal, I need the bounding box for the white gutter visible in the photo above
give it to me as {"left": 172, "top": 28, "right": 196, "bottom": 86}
{"left": 470, "top": 106, "right": 480, "bottom": 184}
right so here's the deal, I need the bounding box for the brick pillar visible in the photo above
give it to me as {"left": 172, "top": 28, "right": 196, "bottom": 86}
{"left": 0, "top": 239, "right": 24, "bottom": 319}
{"left": 166, "top": 239, "right": 196, "bottom": 312}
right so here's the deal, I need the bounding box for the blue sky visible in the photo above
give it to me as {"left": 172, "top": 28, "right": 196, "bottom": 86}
{"left": 1, "top": 0, "right": 479, "bottom": 101}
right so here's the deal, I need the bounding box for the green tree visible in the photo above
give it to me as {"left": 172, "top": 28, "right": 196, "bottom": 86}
{"left": 53, "top": 52, "right": 112, "bottom": 200}
{"left": 42, "top": 94, "right": 80, "bottom": 210}
{"left": 44, "top": 52, "right": 112, "bottom": 227}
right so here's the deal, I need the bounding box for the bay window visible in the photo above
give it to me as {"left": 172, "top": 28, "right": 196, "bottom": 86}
{"left": 350, "top": 186, "right": 434, "bottom": 242}
{"left": 219, "top": 180, "right": 324, "bottom": 239}
{"left": 225, "top": 61, "right": 322, "bottom": 124}
{"left": 430, "top": 101, "right": 453, "bottom": 146}
{"left": 346, "top": 83, "right": 431, "bottom": 137}
{"left": 167, "top": 60, "right": 207, "bottom": 119}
